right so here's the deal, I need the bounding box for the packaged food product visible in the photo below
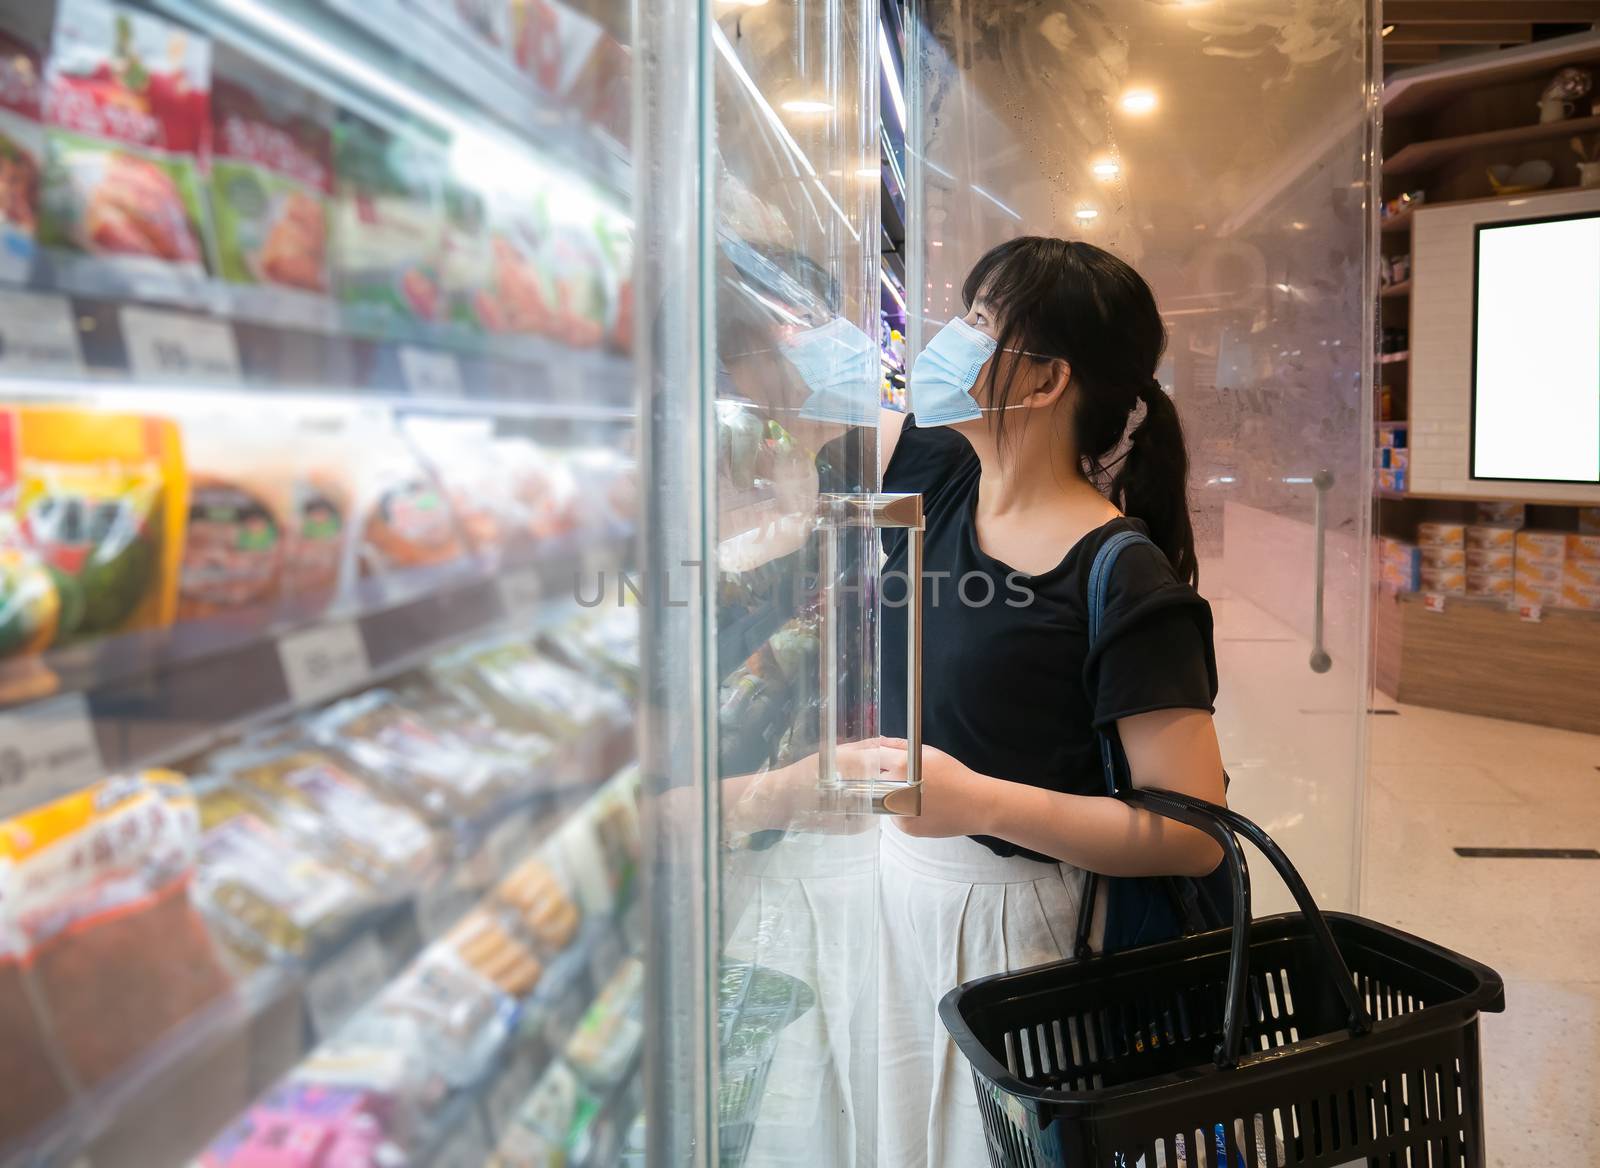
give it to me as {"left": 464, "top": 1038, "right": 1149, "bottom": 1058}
{"left": 362, "top": 946, "right": 517, "bottom": 1088}
{"left": 1465, "top": 546, "right": 1513, "bottom": 574}
{"left": 1418, "top": 544, "right": 1464, "bottom": 570}
{"left": 222, "top": 742, "right": 439, "bottom": 888}
{"left": 1465, "top": 524, "right": 1515, "bottom": 551}
{"left": 433, "top": 640, "right": 627, "bottom": 740}
{"left": 494, "top": 436, "right": 580, "bottom": 542}
{"left": 3, "top": 405, "right": 187, "bottom": 650}
{"left": 399, "top": 681, "right": 557, "bottom": 792}
{"left": 564, "top": 956, "right": 642, "bottom": 1087}
{"left": 596, "top": 213, "right": 633, "bottom": 353}
{"left": 399, "top": 415, "right": 522, "bottom": 565}
{"left": 1, "top": 771, "right": 232, "bottom": 1087}
{"left": 1515, "top": 561, "right": 1562, "bottom": 589}
{"left": 306, "top": 689, "right": 510, "bottom": 824}
{"left": 444, "top": 908, "right": 544, "bottom": 997}
{"left": 0, "top": 840, "right": 72, "bottom": 1145}
{"left": 200, "top": 1080, "right": 405, "bottom": 1168}
{"left": 209, "top": 48, "right": 333, "bottom": 297}
{"left": 1514, "top": 529, "right": 1566, "bottom": 566}
{"left": 493, "top": 1059, "right": 601, "bottom": 1168}
{"left": 332, "top": 111, "right": 444, "bottom": 334}
{"left": 1564, "top": 533, "right": 1600, "bottom": 562}
{"left": 440, "top": 180, "right": 497, "bottom": 340}
{"left": 1465, "top": 571, "right": 1512, "bottom": 600}
{"left": 539, "top": 214, "right": 613, "bottom": 348}
{"left": 192, "top": 779, "right": 371, "bottom": 961}
{"left": 1415, "top": 522, "right": 1464, "bottom": 549}
{"left": 1477, "top": 501, "right": 1526, "bottom": 529}
{"left": 1513, "top": 578, "right": 1562, "bottom": 608}
{"left": 39, "top": 0, "right": 212, "bottom": 284}
{"left": 0, "top": 523, "right": 60, "bottom": 662}
{"left": 279, "top": 409, "right": 359, "bottom": 623}
{"left": 352, "top": 419, "right": 468, "bottom": 596}
{"left": 1564, "top": 558, "right": 1600, "bottom": 590}
{"left": 481, "top": 192, "right": 552, "bottom": 339}
{"left": 495, "top": 857, "right": 581, "bottom": 952}
{"left": 511, "top": 0, "right": 605, "bottom": 98}
{"left": 1560, "top": 581, "right": 1600, "bottom": 611}
{"left": 1418, "top": 567, "right": 1464, "bottom": 595}
{"left": 543, "top": 608, "right": 640, "bottom": 696}
{"left": 0, "top": 27, "right": 45, "bottom": 284}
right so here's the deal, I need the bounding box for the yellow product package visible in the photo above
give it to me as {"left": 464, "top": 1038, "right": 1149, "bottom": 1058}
{"left": 2, "top": 406, "right": 187, "bottom": 649}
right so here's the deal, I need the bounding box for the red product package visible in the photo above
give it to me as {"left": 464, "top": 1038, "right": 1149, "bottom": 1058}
{"left": 0, "top": 25, "right": 45, "bottom": 283}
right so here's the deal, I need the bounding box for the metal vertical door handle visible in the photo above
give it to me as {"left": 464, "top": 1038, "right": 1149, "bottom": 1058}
{"left": 815, "top": 493, "right": 925, "bottom": 814}
{"left": 1309, "top": 469, "right": 1334, "bottom": 674}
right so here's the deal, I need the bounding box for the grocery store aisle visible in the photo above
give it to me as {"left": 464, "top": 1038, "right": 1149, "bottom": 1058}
{"left": 1362, "top": 700, "right": 1600, "bottom": 1168}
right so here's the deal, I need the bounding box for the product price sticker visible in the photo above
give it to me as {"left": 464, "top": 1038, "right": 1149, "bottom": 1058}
{"left": 0, "top": 290, "right": 84, "bottom": 376}
{"left": 0, "top": 694, "right": 105, "bottom": 819}
{"left": 1422, "top": 592, "right": 1447, "bottom": 614}
{"left": 497, "top": 566, "right": 543, "bottom": 628}
{"left": 277, "top": 620, "right": 371, "bottom": 707}
{"left": 121, "top": 305, "right": 242, "bottom": 384}
{"left": 399, "top": 345, "right": 465, "bottom": 397}
{"left": 1516, "top": 603, "right": 1543, "bottom": 623}
{"left": 306, "top": 932, "right": 390, "bottom": 1037}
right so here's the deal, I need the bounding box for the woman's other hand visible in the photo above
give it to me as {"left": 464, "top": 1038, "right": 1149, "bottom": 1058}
{"left": 878, "top": 737, "right": 996, "bottom": 838}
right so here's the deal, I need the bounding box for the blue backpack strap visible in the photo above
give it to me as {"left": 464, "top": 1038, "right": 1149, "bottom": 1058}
{"left": 1087, "top": 528, "right": 1156, "bottom": 796}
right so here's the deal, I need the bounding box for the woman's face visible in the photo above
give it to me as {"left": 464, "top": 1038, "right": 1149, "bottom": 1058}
{"left": 952, "top": 295, "right": 1059, "bottom": 421}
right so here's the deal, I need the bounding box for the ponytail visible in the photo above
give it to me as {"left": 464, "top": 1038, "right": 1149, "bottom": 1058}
{"left": 1108, "top": 381, "right": 1198, "bottom": 587}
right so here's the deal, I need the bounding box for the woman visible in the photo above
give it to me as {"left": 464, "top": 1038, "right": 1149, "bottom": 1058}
{"left": 872, "top": 236, "right": 1227, "bottom": 1167}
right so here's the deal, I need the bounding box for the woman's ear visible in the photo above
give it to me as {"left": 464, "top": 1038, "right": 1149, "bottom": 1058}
{"left": 1024, "top": 359, "right": 1072, "bottom": 409}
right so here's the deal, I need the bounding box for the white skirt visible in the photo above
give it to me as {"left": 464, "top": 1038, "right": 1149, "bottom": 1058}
{"left": 876, "top": 823, "right": 1088, "bottom": 1168}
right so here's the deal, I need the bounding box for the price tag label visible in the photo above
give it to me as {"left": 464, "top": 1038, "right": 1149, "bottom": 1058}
{"left": 121, "top": 305, "right": 241, "bottom": 383}
{"left": 399, "top": 346, "right": 465, "bottom": 397}
{"left": 0, "top": 694, "right": 105, "bottom": 819}
{"left": 277, "top": 621, "right": 370, "bottom": 707}
{"left": 497, "top": 566, "right": 543, "bottom": 627}
{"left": 1517, "top": 603, "right": 1543, "bottom": 623}
{"left": 306, "top": 932, "right": 389, "bottom": 1037}
{"left": 1422, "top": 592, "right": 1447, "bottom": 614}
{"left": 0, "top": 290, "right": 83, "bottom": 376}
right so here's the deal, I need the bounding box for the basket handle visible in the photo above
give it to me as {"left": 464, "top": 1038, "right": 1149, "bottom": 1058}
{"left": 1122, "top": 788, "right": 1373, "bottom": 1067}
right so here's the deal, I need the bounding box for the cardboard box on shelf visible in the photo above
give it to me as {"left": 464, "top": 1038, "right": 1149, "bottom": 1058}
{"left": 1466, "top": 524, "right": 1516, "bottom": 551}
{"left": 1419, "top": 567, "right": 1466, "bottom": 595}
{"left": 1377, "top": 423, "right": 1408, "bottom": 448}
{"left": 1565, "top": 558, "right": 1600, "bottom": 590}
{"left": 1516, "top": 561, "right": 1564, "bottom": 589}
{"left": 1420, "top": 545, "right": 1465, "bottom": 570}
{"left": 1381, "top": 561, "right": 1419, "bottom": 592}
{"left": 1563, "top": 533, "right": 1600, "bottom": 562}
{"left": 1514, "top": 529, "right": 1567, "bottom": 566}
{"left": 1559, "top": 581, "right": 1600, "bottom": 611}
{"left": 1514, "top": 578, "right": 1563, "bottom": 608}
{"left": 1417, "top": 522, "right": 1465, "bottom": 548}
{"left": 1466, "top": 571, "right": 1514, "bottom": 600}
{"left": 1477, "top": 502, "right": 1526, "bottom": 529}
{"left": 1377, "top": 468, "right": 1407, "bottom": 492}
{"left": 1466, "top": 546, "right": 1514, "bottom": 573}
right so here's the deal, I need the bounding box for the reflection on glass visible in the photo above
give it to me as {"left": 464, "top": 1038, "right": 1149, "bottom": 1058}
{"left": 909, "top": 0, "right": 1375, "bottom": 911}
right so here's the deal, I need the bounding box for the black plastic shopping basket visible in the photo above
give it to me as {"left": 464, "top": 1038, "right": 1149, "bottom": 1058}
{"left": 940, "top": 788, "right": 1505, "bottom": 1168}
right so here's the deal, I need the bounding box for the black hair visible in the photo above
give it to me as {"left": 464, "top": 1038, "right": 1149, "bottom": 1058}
{"left": 961, "top": 236, "right": 1197, "bottom": 586}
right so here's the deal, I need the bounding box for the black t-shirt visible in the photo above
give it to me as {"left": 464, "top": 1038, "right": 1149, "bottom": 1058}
{"left": 880, "top": 417, "right": 1219, "bottom": 862}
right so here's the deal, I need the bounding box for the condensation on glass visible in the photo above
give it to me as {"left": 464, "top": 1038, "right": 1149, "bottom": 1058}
{"left": 906, "top": 0, "right": 1378, "bottom": 911}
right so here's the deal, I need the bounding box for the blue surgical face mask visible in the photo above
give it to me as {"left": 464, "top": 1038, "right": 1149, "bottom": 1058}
{"left": 783, "top": 316, "right": 881, "bottom": 426}
{"left": 908, "top": 316, "right": 999, "bottom": 426}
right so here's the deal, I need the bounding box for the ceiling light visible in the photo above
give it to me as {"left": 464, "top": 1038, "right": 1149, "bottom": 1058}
{"left": 854, "top": 166, "right": 880, "bottom": 179}
{"left": 930, "top": 240, "right": 944, "bottom": 247}
{"left": 1075, "top": 207, "right": 1100, "bottom": 221}
{"left": 1381, "top": 24, "right": 1395, "bottom": 37}
{"left": 1091, "top": 159, "right": 1120, "bottom": 179}
{"left": 781, "top": 99, "right": 834, "bottom": 114}
{"left": 1119, "top": 89, "right": 1158, "bottom": 115}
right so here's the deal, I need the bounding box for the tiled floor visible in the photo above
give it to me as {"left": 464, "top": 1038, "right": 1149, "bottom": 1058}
{"left": 1362, "top": 701, "right": 1600, "bottom": 1167}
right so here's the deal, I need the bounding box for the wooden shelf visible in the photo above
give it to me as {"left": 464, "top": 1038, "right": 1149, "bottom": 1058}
{"left": 1378, "top": 351, "right": 1411, "bottom": 364}
{"left": 1381, "top": 281, "right": 1412, "bottom": 298}
{"left": 1384, "top": 31, "right": 1600, "bottom": 118}
{"left": 1385, "top": 113, "right": 1600, "bottom": 177}
{"left": 1380, "top": 208, "right": 1415, "bottom": 233}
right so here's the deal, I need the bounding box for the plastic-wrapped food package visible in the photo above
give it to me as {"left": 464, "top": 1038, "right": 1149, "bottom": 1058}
{"left": 542, "top": 608, "right": 640, "bottom": 697}
{"left": 399, "top": 415, "right": 524, "bottom": 566}
{"left": 398, "top": 681, "right": 557, "bottom": 796}
{"left": 538, "top": 214, "right": 612, "bottom": 349}
{"left": 305, "top": 689, "right": 511, "bottom": 825}
{"left": 3, "top": 405, "right": 187, "bottom": 652}
{"left": 564, "top": 956, "right": 642, "bottom": 1088}
{"left": 432, "top": 640, "right": 627, "bottom": 742}
{"left": 0, "top": 840, "right": 72, "bottom": 1147}
{"left": 349, "top": 416, "right": 469, "bottom": 601}
{"left": 493, "top": 437, "right": 580, "bottom": 544}
{"left": 439, "top": 180, "right": 498, "bottom": 342}
{"left": 1, "top": 771, "right": 232, "bottom": 1088}
{"left": 511, "top": 0, "right": 604, "bottom": 99}
{"left": 279, "top": 408, "right": 359, "bottom": 623}
{"left": 174, "top": 409, "right": 293, "bottom": 632}
{"left": 191, "top": 779, "right": 372, "bottom": 962}
{"left": 209, "top": 47, "right": 332, "bottom": 298}
{"left": 332, "top": 111, "right": 444, "bottom": 334}
{"left": 443, "top": 908, "right": 544, "bottom": 997}
{"left": 39, "top": 0, "right": 212, "bottom": 284}
{"left": 200, "top": 1079, "right": 408, "bottom": 1168}
{"left": 0, "top": 27, "right": 44, "bottom": 284}
{"left": 564, "top": 444, "right": 637, "bottom": 542}
{"left": 354, "top": 946, "right": 518, "bottom": 1090}
{"left": 491, "top": 1058, "right": 602, "bottom": 1168}
{"left": 494, "top": 857, "right": 581, "bottom": 953}
{"left": 216, "top": 741, "right": 439, "bottom": 890}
